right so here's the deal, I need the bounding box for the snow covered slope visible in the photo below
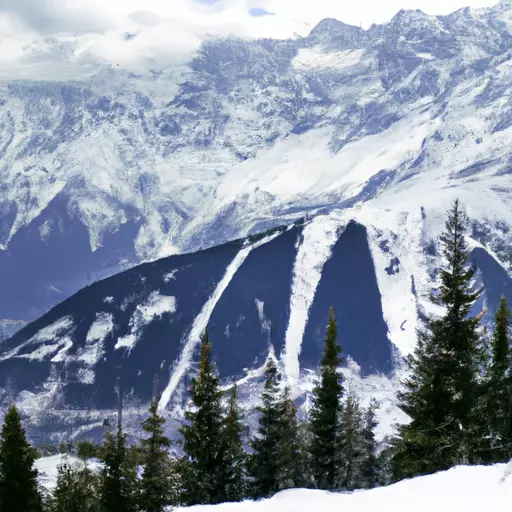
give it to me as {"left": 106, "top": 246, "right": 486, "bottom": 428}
{"left": 182, "top": 465, "right": 512, "bottom": 512}
{"left": 2, "top": 1, "right": 512, "bottom": 325}
{"left": 0, "top": 204, "right": 510, "bottom": 442}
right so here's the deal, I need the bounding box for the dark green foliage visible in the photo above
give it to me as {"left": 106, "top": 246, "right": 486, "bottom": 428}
{"left": 376, "top": 437, "right": 398, "bottom": 486}
{"left": 296, "top": 423, "right": 314, "bottom": 488}
{"left": 394, "top": 200, "right": 484, "bottom": 476}
{"left": 50, "top": 458, "right": 99, "bottom": 512}
{"left": 99, "top": 422, "right": 137, "bottom": 512}
{"left": 248, "top": 358, "right": 281, "bottom": 498}
{"left": 0, "top": 404, "right": 43, "bottom": 512}
{"left": 339, "top": 393, "right": 364, "bottom": 490}
{"left": 139, "top": 400, "right": 174, "bottom": 512}
{"left": 222, "top": 384, "right": 247, "bottom": 502}
{"left": 76, "top": 441, "right": 99, "bottom": 462}
{"left": 360, "top": 401, "right": 379, "bottom": 489}
{"left": 309, "top": 308, "right": 344, "bottom": 489}
{"left": 275, "top": 387, "right": 305, "bottom": 491}
{"left": 249, "top": 360, "right": 306, "bottom": 497}
{"left": 484, "top": 296, "right": 512, "bottom": 462}
{"left": 180, "top": 330, "right": 227, "bottom": 506}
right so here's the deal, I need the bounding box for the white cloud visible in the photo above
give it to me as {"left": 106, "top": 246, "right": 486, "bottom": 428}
{"left": 0, "top": 0, "right": 502, "bottom": 74}
{"left": 250, "top": 0, "right": 499, "bottom": 29}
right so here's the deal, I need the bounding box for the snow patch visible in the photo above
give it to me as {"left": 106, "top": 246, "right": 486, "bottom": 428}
{"left": 36, "top": 455, "right": 103, "bottom": 492}
{"left": 292, "top": 47, "right": 366, "bottom": 70}
{"left": 77, "top": 313, "right": 114, "bottom": 366}
{"left": 283, "top": 212, "right": 345, "bottom": 385}
{"left": 255, "top": 299, "right": 271, "bottom": 340}
{"left": 163, "top": 270, "right": 178, "bottom": 282}
{"left": 115, "top": 292, "right": 176, "bottom": 352}
{"left": 0, "top": 316, "right": 74, "bottom": 361}
{"left": 417, "top": 52, "right": 435, "bottom": 60}
{"left": 77, "top": 368, "right": 96, "bottom": 385}
{"left": 366, "top": 225, "right": 418, "bottom": 356}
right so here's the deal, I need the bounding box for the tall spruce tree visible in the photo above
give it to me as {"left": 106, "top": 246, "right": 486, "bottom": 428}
{"left": 51, "top": 458, "right": 100, "bottom": 512}
{"left": 139, "top": 400, "right": 173, "bottom": 512}
{"left": 339, "top": 393, "right": 364, "bottom": 491}
{"left": 395, "top": 200, "right": 483, "bottom": 476}
{"left": 360, "top": 401, "right": 379, "bottom": 489}
{"left": 275, "top": 387, "right": 304, "bottom": 491}
{"left": 180, "top": 330, "right": 227, "bottom": 506}
{"left": 99, "top": 421, "right": 136, "bottom": 512}
{"left": 486, "top": 296, "right": 512, "bottom": 461}
{"left": 0, "top": 404, "right": 43, "bottom": 512}
{"left": 222, "top": 384, "right": 247, "bottom": 502}
{"left": 248, "top": 358, "right": 281, "bottom": 498}
{"left": 309, "top": 308, "right": 344, "bottom": 490}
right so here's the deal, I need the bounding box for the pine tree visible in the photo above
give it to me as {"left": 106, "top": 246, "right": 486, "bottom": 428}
{"left": 99, "top": 421, "right": 136, "bottom": 512}
{"left": 360, "top": 401, "right": 379, "bottom": 489}
{"left": 139, "top": 400, "right": 173, "bottom": 512}
{"left": 180, "top": 330, "right": 227, "bottom": 506}
{"left": 275, "top": 387, "right": 304, "bottom": 491}
{"left": 395, "top": 200, "right": 484, "bottom": 476}
{"left": 248, "top": 358, "right": 281, "bottom": 498}
{"left": 309, "top": 308, "right": 344, "bottom": 490}
{"left": 486, "top": 296, "right": 512, "bottom": 462}
{"left": 222, "top": 384, "right": 247, "bottom": 502}
{"left": 51, "top": 458, "right": 99, "bottom": 512}
{"left": 0, "top": 404, "right": 43, "bottom": 512}
{"left": 339, "top": 393, "right": 364, "bottom": 490}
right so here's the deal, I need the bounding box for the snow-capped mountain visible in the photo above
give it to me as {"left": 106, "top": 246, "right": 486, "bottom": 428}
{"left": 0, "top": 204, "right": 511, "bottom": 442}
{"left": 2, "top": 1, "right": 512, "bottom": 327}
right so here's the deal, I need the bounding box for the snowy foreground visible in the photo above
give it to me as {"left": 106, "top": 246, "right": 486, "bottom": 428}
{"left": 183, "top": 465, "right": 512, "bottom": 512}
{"left": 35, "top": 456, "right": 512, "bottom": 511}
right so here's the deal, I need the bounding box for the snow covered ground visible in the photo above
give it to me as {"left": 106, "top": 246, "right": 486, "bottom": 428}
{"left": 36, "top": 454, "right": 102, "bottom": 491}
{"left": 182, "top": 465, "right": 512, "bottom": 512}
{"left": 35, "top": 456, "right": 512, "bottom": 511}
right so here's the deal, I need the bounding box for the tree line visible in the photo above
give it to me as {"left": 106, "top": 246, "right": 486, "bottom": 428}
{"left": 0, "top": 312, "right": 378, "bottom": 511}
{"left": 0, "top": 199, "right": 510, "bottom": 511}
{"left": 386, "top": 199, "right": 512, "bottom": 480}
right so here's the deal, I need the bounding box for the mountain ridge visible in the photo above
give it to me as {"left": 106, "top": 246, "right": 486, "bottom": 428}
{"left": 1, "top": 1, "right": 512, "bottom": 323}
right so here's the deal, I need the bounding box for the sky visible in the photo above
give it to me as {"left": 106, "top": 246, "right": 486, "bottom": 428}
{"left": 0, "top": 0, "right": 503, "bottom": 72}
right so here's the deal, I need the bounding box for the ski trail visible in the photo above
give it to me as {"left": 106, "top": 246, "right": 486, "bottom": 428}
{"left": 158, "top": 232, "right": 281, "bottom": 411}
{"left": 283, "top": 212, "right": 345, "bottom": 386}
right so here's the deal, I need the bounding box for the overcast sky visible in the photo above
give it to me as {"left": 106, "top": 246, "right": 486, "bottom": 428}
{"left": 0, "top": 0, "right": 502, "bottom": 72}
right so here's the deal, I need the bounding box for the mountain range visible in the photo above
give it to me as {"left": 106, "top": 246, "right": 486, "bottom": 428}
{"left": 1, "top": 1, "right": 512, "bottom": 440}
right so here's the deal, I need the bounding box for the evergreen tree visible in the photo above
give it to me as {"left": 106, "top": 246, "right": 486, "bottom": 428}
{"left": 180, "top": 330, "right": 227, "bottom": 505}
{"left": 222, "top": 384, "right": 247, "bottom": 502}
{"left": 297, "top": 422, "right": 314, "bottom": 488}
{"left": 360, "top": 401, "right": 379, "bottom": 489}
{"left": 309, "top": 308, "right": 344, "bottom": 489}
{"left": 339, "top": 393, "right": 364, "bottom": 490}
{"left": 51, "top": 458, "right": 99, "bottom": 512}
{"left": 139, "top": 400, "right": 173, "bottom": 512}
{"left": 395, "top": 200, "right": 484, "bottom": 476}
{"left": 0, "top": 404, "right": 43, "bottom": 512}
{"left": 486, "top": 296, "right": 512, "bottom": 462}
{"left": 248, "top": 358, "right": 281, "bottom": 498}
{"left": 99, "top": 421, "right": 136, "bottom": 512}
{"left": 275, "top": 387, "right": 304, "bottom": 491}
